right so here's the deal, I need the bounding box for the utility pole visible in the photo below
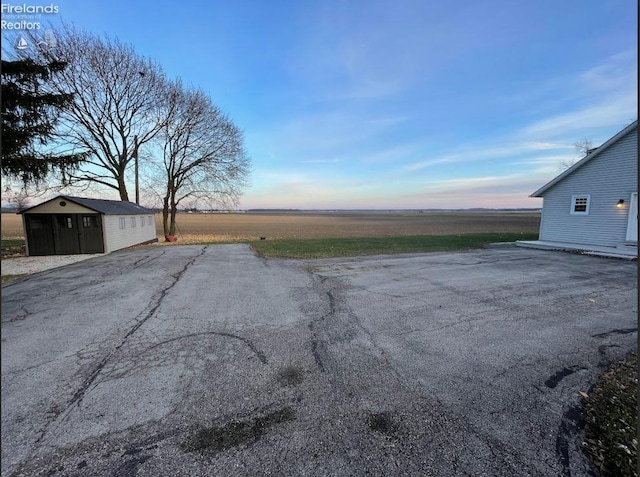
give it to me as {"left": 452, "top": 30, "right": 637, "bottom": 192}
{"left": 134, "top": 135, "right": 140, "bottom": 205}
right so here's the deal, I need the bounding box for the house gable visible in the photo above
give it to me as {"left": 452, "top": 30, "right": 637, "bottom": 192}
{"left": 531, "top": 120, "right": 638, "bottom": 198}
{"left": 535, "top": 125, "right": 637, "bottom": 247}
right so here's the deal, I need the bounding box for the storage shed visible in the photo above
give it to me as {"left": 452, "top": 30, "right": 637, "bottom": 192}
{"left": 517, "top": 120, "right": 638, "bottom": 258}
{"left": 20, "top": 196, "right": 158, "bottom": 256}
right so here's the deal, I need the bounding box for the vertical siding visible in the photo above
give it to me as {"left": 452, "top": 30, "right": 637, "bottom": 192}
{"left": 103, "top": 214, "right": 158, "bottom": 253}
{"left": 539, "top": 128, "right": 638, "bottom": 247}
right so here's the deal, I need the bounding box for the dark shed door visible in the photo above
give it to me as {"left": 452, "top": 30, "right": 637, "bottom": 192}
{"left": 79, "top": 215, "right": 104, "bottom": 253}
{"left": 54, "top": 215, "right": 80, "bottom": 254}
{"left": 25, "top": 215, "right": 55, "bottom": 256}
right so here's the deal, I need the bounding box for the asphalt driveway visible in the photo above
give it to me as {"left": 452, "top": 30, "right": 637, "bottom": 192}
{"left": 1, "top": 245, "right": 637, "bottom": 476}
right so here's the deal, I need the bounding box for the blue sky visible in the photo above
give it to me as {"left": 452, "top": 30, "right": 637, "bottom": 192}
{"left": 3, "top": 0, "right": 638, "bottom": 209}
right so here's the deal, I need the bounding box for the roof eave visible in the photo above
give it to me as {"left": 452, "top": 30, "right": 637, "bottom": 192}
{"left": 18, "top": 195, "right": 101, "bottom": 214}
{"left": 530, "top": 120, "right": 638, "bottom": 197}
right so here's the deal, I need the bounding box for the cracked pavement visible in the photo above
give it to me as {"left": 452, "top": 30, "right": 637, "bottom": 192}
{"left": 1, "top": 244, "right": 637, "bottom": 476}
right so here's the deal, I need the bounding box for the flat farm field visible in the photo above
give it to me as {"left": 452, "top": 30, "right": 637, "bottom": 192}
{"left": 2, "top": 211, "right": 540, "bottom": 243}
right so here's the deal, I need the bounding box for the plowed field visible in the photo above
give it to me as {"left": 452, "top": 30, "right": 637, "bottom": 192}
{"left": 2, "top": 211, "right": 540, "bottom": 243}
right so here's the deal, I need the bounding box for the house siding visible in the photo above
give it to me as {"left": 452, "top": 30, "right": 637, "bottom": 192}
{"left": 103, "top": 214, "right": 157, "bottom": 254}
{"left": 539, "top": 128, "right": 638, "bottom": 247}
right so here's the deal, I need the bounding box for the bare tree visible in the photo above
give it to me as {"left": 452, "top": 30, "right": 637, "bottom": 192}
{"left": 560, "top": 137, "right": 594, "bottom": 171}
{"left": 2, "top": 176, "right": 67, "bottom": 210}
{"left": 574, "top": 137, "right": 594, "bottom": 157}
{"left": 3, "top": 184, "right": 30, "bottom": 211}
{"left": 19, "top": 24, "right": 170, "bottom": 201}
{"left": 157, "top": 82, "right": 250, "bottom": 239}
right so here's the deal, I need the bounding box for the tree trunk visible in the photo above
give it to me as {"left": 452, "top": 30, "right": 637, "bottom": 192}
{"left": 162, "top": 195, "right": 170, "bottom": 239}
{"left": 169, "top": 192, "right": 177, "bottom": 236}
{"left": 118, "top": 175, "right": 129, "bottom": 202}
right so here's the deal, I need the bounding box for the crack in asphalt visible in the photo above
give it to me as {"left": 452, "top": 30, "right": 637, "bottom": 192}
{"left": 597, "top": 344, "right": 620, "bottom": 356}
{"left": 141, "top": 331, "right": 268, "bottom": 364}
{"left": 307, "top": 278, "right": 335, "bottom": 373}
{"left": 132, "top": 249, "right": 166, "bottom": 269}
{"left": 305, "top": 271, "right": 446, "bottom": 403}
{"left": 544, "top": 366, "right": 587, "bottom": 389}
{"left": 3, "top": 359, "right": 58, "bottom": 376}
{"left": 396, "top": 310, "right": 506, "bottom": 337}
{"left": 555, "top": 403, "right": 587, "bottom": 477}
{"left": 2, "top": 305, "right": 31, "bottom": 324}
{"left": 28, "top": 246, "right": 208, "bottom": 450}
{"left": 301, "top": 264, "right": 585, "bottom": 476}
{"left": 591, "top": 327, "right": 637, "bottom": 338}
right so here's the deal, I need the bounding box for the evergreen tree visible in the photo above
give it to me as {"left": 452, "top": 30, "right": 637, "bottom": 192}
{"left": 1, "top": 59, "right": 87, "bottom": 184}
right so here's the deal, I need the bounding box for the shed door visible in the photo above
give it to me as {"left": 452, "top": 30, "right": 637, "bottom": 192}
{"left": 25, "top": 215, "right": 55, "bottom": 256}
{"left": 79, "top": 215, "right": 104, "bottom": 253}
{"left": 54, "top": 215, "right": 80, "bottom": 254}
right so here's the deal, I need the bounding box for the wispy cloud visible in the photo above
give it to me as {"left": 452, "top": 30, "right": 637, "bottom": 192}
{"left": 578, "top": 50, "right": 636, "bottom": 92}
{"left": 405, "top": 142, "right": 573, "bottom": 172}
{"left": 405, "top": 51, "right": 637, "bottom": 176}
{"left": 519, "top": 94, "right": 636, "bottom": 139}
{"left": 519, "top": 51, "right": 637, "bottom": 141}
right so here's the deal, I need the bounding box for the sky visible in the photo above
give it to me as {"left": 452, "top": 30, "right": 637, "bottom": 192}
{"left": 2, "top": 0, "right": 637, "bottom": 209}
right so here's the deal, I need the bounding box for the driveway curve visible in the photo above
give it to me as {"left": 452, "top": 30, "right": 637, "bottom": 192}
{"left": 1, "top": 244, "right": 636, "bottom": 476}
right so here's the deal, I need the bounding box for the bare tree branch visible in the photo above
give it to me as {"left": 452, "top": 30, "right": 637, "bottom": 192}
{"left": 154, "top": 82, "right": 250, "bottom": 239}
{"left": 19, "top": 23, "right": 171, "bottom": 201}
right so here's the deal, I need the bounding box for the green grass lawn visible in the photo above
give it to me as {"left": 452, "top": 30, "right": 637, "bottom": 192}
{"left": 249, "top": 232, "right": 539, "bottom": 259}
{"left": 1, "top": 238, "right": 27, "bottom": 260}
{"left": 1, "top": 238, "right": 25, "bottom": 248}
{"left": 1, "top": 274, "right": 28, "bottom": 284}
{"left": 583, "top": 353, "right": 637, "bottom": 477}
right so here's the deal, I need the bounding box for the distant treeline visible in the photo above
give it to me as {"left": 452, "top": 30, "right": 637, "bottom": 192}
{"left": 243, "top": 208, "right": 541, "bottom": 213}
{"left": 1, "top": 207, "right": 542, "bottom": 214}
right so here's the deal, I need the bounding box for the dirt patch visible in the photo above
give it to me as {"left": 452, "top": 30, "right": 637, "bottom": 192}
{"left": 181, "top": 407, "right": 295, "bottom": 454}
{"left": 1, "top": 244, "right": 26, "bottom": 258}
{"left": 276, "top": 366, "right": 305, "bottom": 387}
{"left": 366, "top": 411, "right": 401, "bottom": 437}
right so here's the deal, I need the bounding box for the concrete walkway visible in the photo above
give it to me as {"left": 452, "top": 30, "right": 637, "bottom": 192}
{"left": 516, "top": 239, "right": 638, "bottom": 259}
{"left": 1, "top": 253, "right": 103, "bottom": 276}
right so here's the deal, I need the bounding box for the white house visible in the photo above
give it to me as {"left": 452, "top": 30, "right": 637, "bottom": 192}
{"left": 517, "top": 120, "right": 638, "bottom": 258}
{"left": 20, "top": 196, "right": 158, "bottom": 256}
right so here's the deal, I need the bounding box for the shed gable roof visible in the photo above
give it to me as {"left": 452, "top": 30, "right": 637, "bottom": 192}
{"left": 20, "top": 196, "right": 155, "bottom": 215}
{"left": 530, "top": 120, "right": 638, "bottom": 197}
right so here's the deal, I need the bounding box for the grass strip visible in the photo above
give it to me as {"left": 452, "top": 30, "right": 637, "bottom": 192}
{"left": 1, "top": 238, "right": 25, "bottom": 248}
{"left": 583, "top": 352, "right": 637, "bottom": 477}
{"left": 249, "top": 232, "right": 538, "bottom": 259}
{"left": 1, "top": 274, "right": 28, "bottom": 284}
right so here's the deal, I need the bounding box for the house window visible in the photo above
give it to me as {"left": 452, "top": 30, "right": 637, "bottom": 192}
{"left": 119, "top": 217, "right": 126, "bottom": 229}
{"left": 141, "top": 216, "right": 145, "bottom": 227}
{"left": 570, "top": 195, "right": 590, "bottom": 215}
{"left": 148, "top": 216, "right": 152, "bottom": 225}
{"left": 131, "top": 217, "right": 137, "bottom": 228}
